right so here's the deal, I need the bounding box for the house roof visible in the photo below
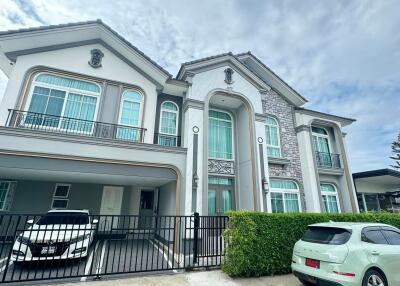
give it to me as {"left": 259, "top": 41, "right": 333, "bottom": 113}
{"left": 177, "top": 52, "right": 307, "bottom": 106}
{"left": 295, "top": 107, "right": 356, "bottom": 126}
{"left": 0, "top": 19, "right": 172, "bottom": 78}
{"left": 353, "top": 168, "right": 400, "bottom": 179}
{"left": 236, "top": 51, "right": 307, "bottom": 103}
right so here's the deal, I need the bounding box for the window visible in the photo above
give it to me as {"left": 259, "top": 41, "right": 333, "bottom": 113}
{"left": 265, "top": 116, "right": 281, "bottom": 157}
{"left": 312, "top": 126, "right": 332, "bottom": 167}
{"left": 382, "top": 229, "right": 400, "bottom": 245}
{"left": 158, "top": 101, "right": 179, "bottom": 146}
{"left": 269, "top": 179, "right": 300, "bottom": 213}
{"left": 25, "top": 73, "right": 101, "bottom": 132}
{"left": 302, "top": 226, "right": 352, "bottom": 245}
{"left": 0, "top": 180, "right": 15, "bottom": 211}
{"left": 117, "top": 90, "right": 143, "bottom": 141}
{"left": 51, "top": 184, "right": 71, "bottom": 209}
{"left": 208, "top": 110, "right": 233, "bottom": 160}
{"left": 362, "top": 228, "right": 387, "bottom": 244}
{"left": 320, "top": 183, "right": 340, "bottom": 213}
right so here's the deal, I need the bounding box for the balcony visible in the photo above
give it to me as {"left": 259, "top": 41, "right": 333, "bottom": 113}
{"left": 154, "top": 133, "right": 181, "bottom": 147}
{"left": 315, "top": 151, "right": 341, "bottom": 169}
{"left": 6, "top": 109, "right": 146, "bottom": 143}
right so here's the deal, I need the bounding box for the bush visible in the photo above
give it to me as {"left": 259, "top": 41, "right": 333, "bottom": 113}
{"left": 222, "top": 211, "right": 400, "bottom": 277}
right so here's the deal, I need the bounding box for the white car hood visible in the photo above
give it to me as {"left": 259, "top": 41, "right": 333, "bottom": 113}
{"left": 20, "top": 224, "right": 93, "bottom": 243}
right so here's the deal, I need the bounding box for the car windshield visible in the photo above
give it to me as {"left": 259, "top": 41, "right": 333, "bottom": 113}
{"left": 37, "top": 212, "right": 89, "bottom": 225}
{"left": 301, "top": 226, "right": 352, "bottom": 245}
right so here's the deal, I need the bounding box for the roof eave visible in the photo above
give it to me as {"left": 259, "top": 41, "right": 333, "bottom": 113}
{"left": 295, "top": 107, "right": 356, "bottom": 127}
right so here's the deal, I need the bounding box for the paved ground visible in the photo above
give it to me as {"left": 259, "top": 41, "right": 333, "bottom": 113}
{"left": 0, "top": 239, "right": 175, "bottom": 283}
{"left": 42, "top": 270, "right": 302, "bottom": 286}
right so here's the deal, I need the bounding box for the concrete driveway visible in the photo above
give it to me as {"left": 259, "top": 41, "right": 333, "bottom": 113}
{"left": 43, "top": 270, "right": 302, "bottom": 286}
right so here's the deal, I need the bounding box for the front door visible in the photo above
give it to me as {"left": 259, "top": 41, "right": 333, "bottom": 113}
{"left": 139, "top": 190, "right": 155, "bottom": 229}
{"left": 99, "top": 186, "right": 124, "bottom": 230}
{"left": 208, "top": 176, "right": 235, "bottom": 216}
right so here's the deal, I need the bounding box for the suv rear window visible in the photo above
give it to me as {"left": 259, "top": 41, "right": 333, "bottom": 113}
{"left": 37, "top": 212, "right": 89, "bottom": 225}
{"left": 302, "top": 226, "right": 352, "bottom": 245}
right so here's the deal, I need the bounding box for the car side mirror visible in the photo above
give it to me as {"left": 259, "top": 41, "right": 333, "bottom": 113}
{"left": 27, "top": 219, "right": 34, "bottom": 224}
{"left": 92, "top": 219, "right": 99, "bottom": 224}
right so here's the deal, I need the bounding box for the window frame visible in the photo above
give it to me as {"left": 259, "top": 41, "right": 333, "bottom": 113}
{"left": 269, "top": 179, "right": 301, "bottom": 213}
{"left": 117, "top": 89, "right": 144, "bottom": 128}
{"left": 320, "top": 183, "right": 341, "bottom": 213}
{"left": 24, "top": 72, "right": 101, "bottom": 134}
{"left": 159, "top": 101, "right": 179, "bottom": 136}
{"left": 311, "top": 126, "right": 332, "bottom": 154}
{"left": 51, "top": 183, "right": 71, "bottom": 209}
{"left": 265, "top": 116, "right": 282, "bottom": 158}
{"left": 0, "top": 180, "right": 14, "bottom": 211}
{"left": 208, "top": 108, "right": 235, "bottom": 161}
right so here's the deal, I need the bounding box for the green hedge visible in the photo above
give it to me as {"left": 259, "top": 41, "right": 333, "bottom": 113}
{"left": 222, "top": 211, "right": 400, "bottom": 277}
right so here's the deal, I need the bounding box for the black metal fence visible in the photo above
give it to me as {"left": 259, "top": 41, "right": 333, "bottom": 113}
{"left": 0, "top": 213, "right": 228, "bottom": 283}
{"left": 315, "top": 151, "right": 341, "bottom": 169}
{"left": 6, "top": 109, "right": 147, "bottom": 143}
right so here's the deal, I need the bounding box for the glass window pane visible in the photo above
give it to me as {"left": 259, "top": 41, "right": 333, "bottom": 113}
{"left": 323, "top": 195, "right": 339, "bottom": 213}
{"left": 270, "top": 179, "right": 298, "bottom": 190}
{"left": 365, "top": 194, "right": 380, "bottom": 211}
{"left": 284, "top": 193, "right": 300, "bottom": 213}
{"left": 161, "top": 102, "right": 177, "bottom": 111}
{"left": 221, "top": 190, "right": 232, "bottom": 213}
{"left": 208, "top": 110, "right": 232, "bottom": 159}
{"left": 52, "top": 199, "right": 68, "bottom": 209}
{"left": 320, "top": 183, "right": 336, "bottom": 192}
{"left": 271, "top": 192, "right": 284, "bottom": 213}
{"left": 208, "top": 190, "right": 217, "bottom": 215}
{"left": 363, "top": 229, "right": 387, "bottom": 244}
{"left": 0, "top": 181, "right": 10, "bottom": 210}
{"left": 311, "top": 126, "right": 328, "bottom": 135}
{"left": 36, "top": 74, "right": 100, "bottom": 93}
{"left": 382, "top": 230, "right": 400, "bottom": 245}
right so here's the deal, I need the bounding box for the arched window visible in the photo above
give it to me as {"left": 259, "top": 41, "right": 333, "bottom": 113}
{"left": 26, "top": 73, "right": 101, "bottom": 132}
{"left": 265, "top": 116, "right": 281, "bottom": 157}
{"left": 320, "top": 183, "right": 340, "bottom": 213}
{"left": 117, "top": 90, "right": 143, "bottom": 141}
{"left": 158, "top": 101, "right": 179, "bottom": 146}
{"left": 208, "top": 110, "right": 233, "bottom": 160}
{"left": 312, "top": 126, "right": 332, "bottom": 167}
{"left": 269, "top": 179, "right": 300, "bottom": 213}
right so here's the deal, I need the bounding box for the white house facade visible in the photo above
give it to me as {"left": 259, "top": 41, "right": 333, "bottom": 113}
{"left": 0, "top": 20, "right": 359, "bottom": 217}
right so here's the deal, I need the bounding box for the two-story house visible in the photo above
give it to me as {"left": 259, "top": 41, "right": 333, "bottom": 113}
{"left": 0, "top": 20, "right": 359, "bottom": 217}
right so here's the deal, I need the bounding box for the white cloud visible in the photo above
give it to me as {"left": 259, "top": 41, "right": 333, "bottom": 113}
{"left": 0, "top": 0, "right": 398, "bottom": 172}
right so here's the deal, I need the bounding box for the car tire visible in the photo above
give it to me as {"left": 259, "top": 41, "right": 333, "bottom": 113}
{"left": 362, "top": 269, "right": 387, "bottom": 286}
{"left": 298, "top": 278, "right": 314, "bottom": 286}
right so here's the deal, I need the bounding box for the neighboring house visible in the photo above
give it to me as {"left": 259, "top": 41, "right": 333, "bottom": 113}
{"left": 354, "top": 168, "right": 400, "bottom": 212}
{"left": 0, "top": 20, "right": 358, "bottom": 217}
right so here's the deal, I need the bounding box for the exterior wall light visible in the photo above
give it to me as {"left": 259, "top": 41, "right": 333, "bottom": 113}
{"left": 262, "top": 177, "right": 269, "bottom": 193}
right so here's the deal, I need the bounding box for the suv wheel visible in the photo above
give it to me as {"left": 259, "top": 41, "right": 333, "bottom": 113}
{"left": 363, "top": 269, "right": 386, "bottom": 286}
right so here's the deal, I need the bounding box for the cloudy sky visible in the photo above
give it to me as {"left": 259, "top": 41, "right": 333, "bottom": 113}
{"left": 0, "top": 0, "right": 399, "bottom": 172}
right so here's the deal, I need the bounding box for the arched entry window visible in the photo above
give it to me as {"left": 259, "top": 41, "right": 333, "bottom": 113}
{"left": 320, "top": 183, "right": 340, "bottom": 213}
{"left": 208, "top": 110, "right": 233, "bottom": 160}
{"left": 25, "top": 73, "right": 101, "bottom": 132}
{"left": 269, "top": 179, "right": 301, "bottom": 213}
{"left": 117, "top": 90, "right": 143, "bottom": 141}
{"left": 265, "top": 116, "right": 281, "bottom": 157}
{"left": 158, "top": 101, "right": 179, "bottom": 146}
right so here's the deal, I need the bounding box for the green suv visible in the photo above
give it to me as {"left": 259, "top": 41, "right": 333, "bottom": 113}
{"left": 291, "top": 222, "right": 400, "bottom": 286}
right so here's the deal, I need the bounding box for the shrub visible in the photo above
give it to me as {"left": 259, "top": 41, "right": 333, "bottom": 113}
{"left": 222, "top": 211, "right": 400, "bottom": 277}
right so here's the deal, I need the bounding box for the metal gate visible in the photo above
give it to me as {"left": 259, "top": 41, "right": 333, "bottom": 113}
{"left": 0, "top": 213, "right": 228, "bottom": 283}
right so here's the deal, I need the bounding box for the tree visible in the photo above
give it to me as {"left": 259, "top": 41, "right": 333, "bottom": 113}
{"left": 390, "top": 133, "right": 400, "bottom": 170}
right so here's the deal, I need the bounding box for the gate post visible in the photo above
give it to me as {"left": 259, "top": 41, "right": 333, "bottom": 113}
{"left": 193, "top": 212, "right": 199, "bottom": 264}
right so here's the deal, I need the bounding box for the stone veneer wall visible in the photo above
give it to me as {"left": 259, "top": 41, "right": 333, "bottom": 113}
{"left": 262, "top": 90, "right": 306, "bottom": 211}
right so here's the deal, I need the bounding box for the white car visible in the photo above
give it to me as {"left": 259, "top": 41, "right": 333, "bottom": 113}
{"left": 12, "top": 210, "right": 98, "bottom": 262}
{"left": 292, "top": 222, "right": 400, "bottom": 286}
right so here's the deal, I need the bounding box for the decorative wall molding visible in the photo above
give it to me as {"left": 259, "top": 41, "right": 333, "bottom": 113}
{"left": 208, "top": 159, "right": 235, "bottom": 175}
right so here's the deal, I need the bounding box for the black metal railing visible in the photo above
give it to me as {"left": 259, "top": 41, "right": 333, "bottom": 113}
{"left": 315, "top": 151, "right": 341, "bottom": 169}
{"left": 0, "top": 213, "right": 228, "bottom": 283}
{"left": 6, "top": 109, "right": 147, "bottom": 143}
{"left": 153, "top": 133, "right": 181, "bottom": 147}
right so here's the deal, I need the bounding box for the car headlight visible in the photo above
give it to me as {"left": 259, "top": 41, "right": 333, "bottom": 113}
{"left": 70, "top": 234, "right": 90, "bottom": 244}
{"left": 16, "top": 236, "right": 31, "bottom": 245}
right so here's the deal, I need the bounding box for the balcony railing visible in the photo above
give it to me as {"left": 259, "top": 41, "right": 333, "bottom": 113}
{"left": 6, "top": 109, "right": 146, "bottom": 143}
{"left": 315, "top": 151, "right": 341, "bottom": 169}
{"left": 154, "top": 132, "right": 181, "bottom": 147}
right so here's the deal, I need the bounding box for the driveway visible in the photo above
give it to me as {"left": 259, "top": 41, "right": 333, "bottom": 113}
{"left": 42, "top": 270, "right": 301, "bottom": 286}
{"left": 0, "top": 239, "right": 176, "bottom": 283}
